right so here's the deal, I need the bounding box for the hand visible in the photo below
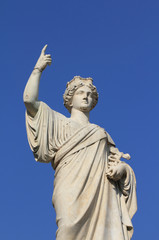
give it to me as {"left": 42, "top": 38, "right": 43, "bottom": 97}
{"left": 106, "top": 163, "right": 127, "bottom": 181}
{"left": 34, "top": 45, "right": 52, "bottom": 72}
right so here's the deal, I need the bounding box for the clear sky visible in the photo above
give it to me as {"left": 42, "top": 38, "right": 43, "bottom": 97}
{"left": 1, "top": 0, "right": 158, "bottom": 239}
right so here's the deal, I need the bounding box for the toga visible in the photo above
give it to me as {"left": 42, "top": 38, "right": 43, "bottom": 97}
{"left": 26, "top": 102, "right": 137, "bottom": 240}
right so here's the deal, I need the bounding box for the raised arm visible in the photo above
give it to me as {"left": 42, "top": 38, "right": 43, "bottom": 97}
{"left": 23, "top": 45, "right": 52, "bottom": 117}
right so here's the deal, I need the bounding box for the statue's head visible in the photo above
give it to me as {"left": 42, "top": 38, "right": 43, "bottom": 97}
{"left": 63, "top": 76, "right": 99, "bottom": 113}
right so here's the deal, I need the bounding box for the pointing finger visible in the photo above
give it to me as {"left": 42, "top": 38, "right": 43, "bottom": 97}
{"left": 41, "top": 44, "right": 48, "bottom": 54}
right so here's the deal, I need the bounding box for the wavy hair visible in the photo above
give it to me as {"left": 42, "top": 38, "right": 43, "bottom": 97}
{"left": 63, "top": 76, "right": 99, "bottom": 113}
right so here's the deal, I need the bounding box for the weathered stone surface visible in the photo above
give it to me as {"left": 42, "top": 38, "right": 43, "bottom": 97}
{"left": 24, "top": 45, "right": 137, "bottom": 240}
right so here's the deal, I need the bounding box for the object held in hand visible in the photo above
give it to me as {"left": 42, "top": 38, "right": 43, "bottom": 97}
{"left": 109, "top": 146, "right": 131, "bottom": 160}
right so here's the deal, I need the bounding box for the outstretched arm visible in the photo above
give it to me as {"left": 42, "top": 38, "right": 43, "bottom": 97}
{"left": 23, "top": 45, "right": 52, "bottom": 117}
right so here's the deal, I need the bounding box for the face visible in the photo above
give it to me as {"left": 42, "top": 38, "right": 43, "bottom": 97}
{"left": 71, "top": 85, "right": 93, "bottom": 112}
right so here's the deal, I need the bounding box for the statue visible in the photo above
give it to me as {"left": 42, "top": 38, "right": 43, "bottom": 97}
{"left": 23, "top": 45, "right": 137, "bottom": 240}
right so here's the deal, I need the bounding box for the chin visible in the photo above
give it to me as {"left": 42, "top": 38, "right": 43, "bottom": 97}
{"left": 80, "top": 107, "right": 91, "bottom": 112}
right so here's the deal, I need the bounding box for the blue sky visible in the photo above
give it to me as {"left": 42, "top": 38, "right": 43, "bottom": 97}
{"left": 1, "top": 0, "right": 159, "bottom": 239}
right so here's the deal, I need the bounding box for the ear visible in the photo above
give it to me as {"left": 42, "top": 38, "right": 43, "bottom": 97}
{"left": 69, "top": 99, "right": 73, "bottom": 107}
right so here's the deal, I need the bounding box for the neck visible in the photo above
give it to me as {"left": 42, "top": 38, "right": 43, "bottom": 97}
{"left": 70, "top": 108, "right": 90, "bottom": 125}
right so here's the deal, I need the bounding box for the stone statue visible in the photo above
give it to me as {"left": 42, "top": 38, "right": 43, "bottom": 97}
{"left": 23, "top": 45, "right": 137, "bottom": 240}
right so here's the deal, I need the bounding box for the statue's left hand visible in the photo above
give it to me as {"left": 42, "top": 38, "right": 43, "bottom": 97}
{"left": 106, "top": 146, "right": 129, "bottom": 181}
{"left": 106, "top": 162, "right": 127, "bottom": 181}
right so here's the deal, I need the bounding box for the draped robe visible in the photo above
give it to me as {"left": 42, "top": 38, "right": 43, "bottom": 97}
{"left": 26, "top": 102, "right": 137, "bottom": 240}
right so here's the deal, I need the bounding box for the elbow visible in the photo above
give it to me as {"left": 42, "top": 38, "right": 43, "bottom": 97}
{"left": 23, "top": 94, "right": 35, "bottom": 110}
{"left": 23, "top": 92, "right": 34, "bottom": 105}
{"left": 23, "top": 95, "right": 31, "bottom": 108}
{"left": 23, "top": 93, "right": 29, "bottom": 104}
{"left": 23, "top": 98, "right": 32, "bottom": 111}
{"left": 23, "top": 93, "right": 39, "bottom": 117}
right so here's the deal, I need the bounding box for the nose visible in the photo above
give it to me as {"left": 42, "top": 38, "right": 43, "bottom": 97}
{"left": 83, "top": 92, "right": 88, "bottom": 99}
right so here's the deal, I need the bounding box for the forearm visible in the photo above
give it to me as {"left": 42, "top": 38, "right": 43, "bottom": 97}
{"left": 23, "top": 68, "right": 41, "bottom": 117}
{"left": 23, "top": 45, "right": 52, "bottom": 117}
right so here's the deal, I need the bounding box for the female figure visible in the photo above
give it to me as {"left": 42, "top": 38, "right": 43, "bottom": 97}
{"left": 24, "top": 45, "right": 137, "bottom": 240}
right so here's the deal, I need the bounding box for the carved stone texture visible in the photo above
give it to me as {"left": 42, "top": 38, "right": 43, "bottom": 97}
{"left": 24, "top": 46, "right": 137, "bottom": 240}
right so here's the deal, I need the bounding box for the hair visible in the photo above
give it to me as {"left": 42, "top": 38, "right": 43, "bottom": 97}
{"left": 63, "top": 76, "right": 99, "bottom": 113}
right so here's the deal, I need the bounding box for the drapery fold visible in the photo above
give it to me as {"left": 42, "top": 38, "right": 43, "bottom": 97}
{"left": 26, "top": 102, "right": 137, "bottom": 240}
